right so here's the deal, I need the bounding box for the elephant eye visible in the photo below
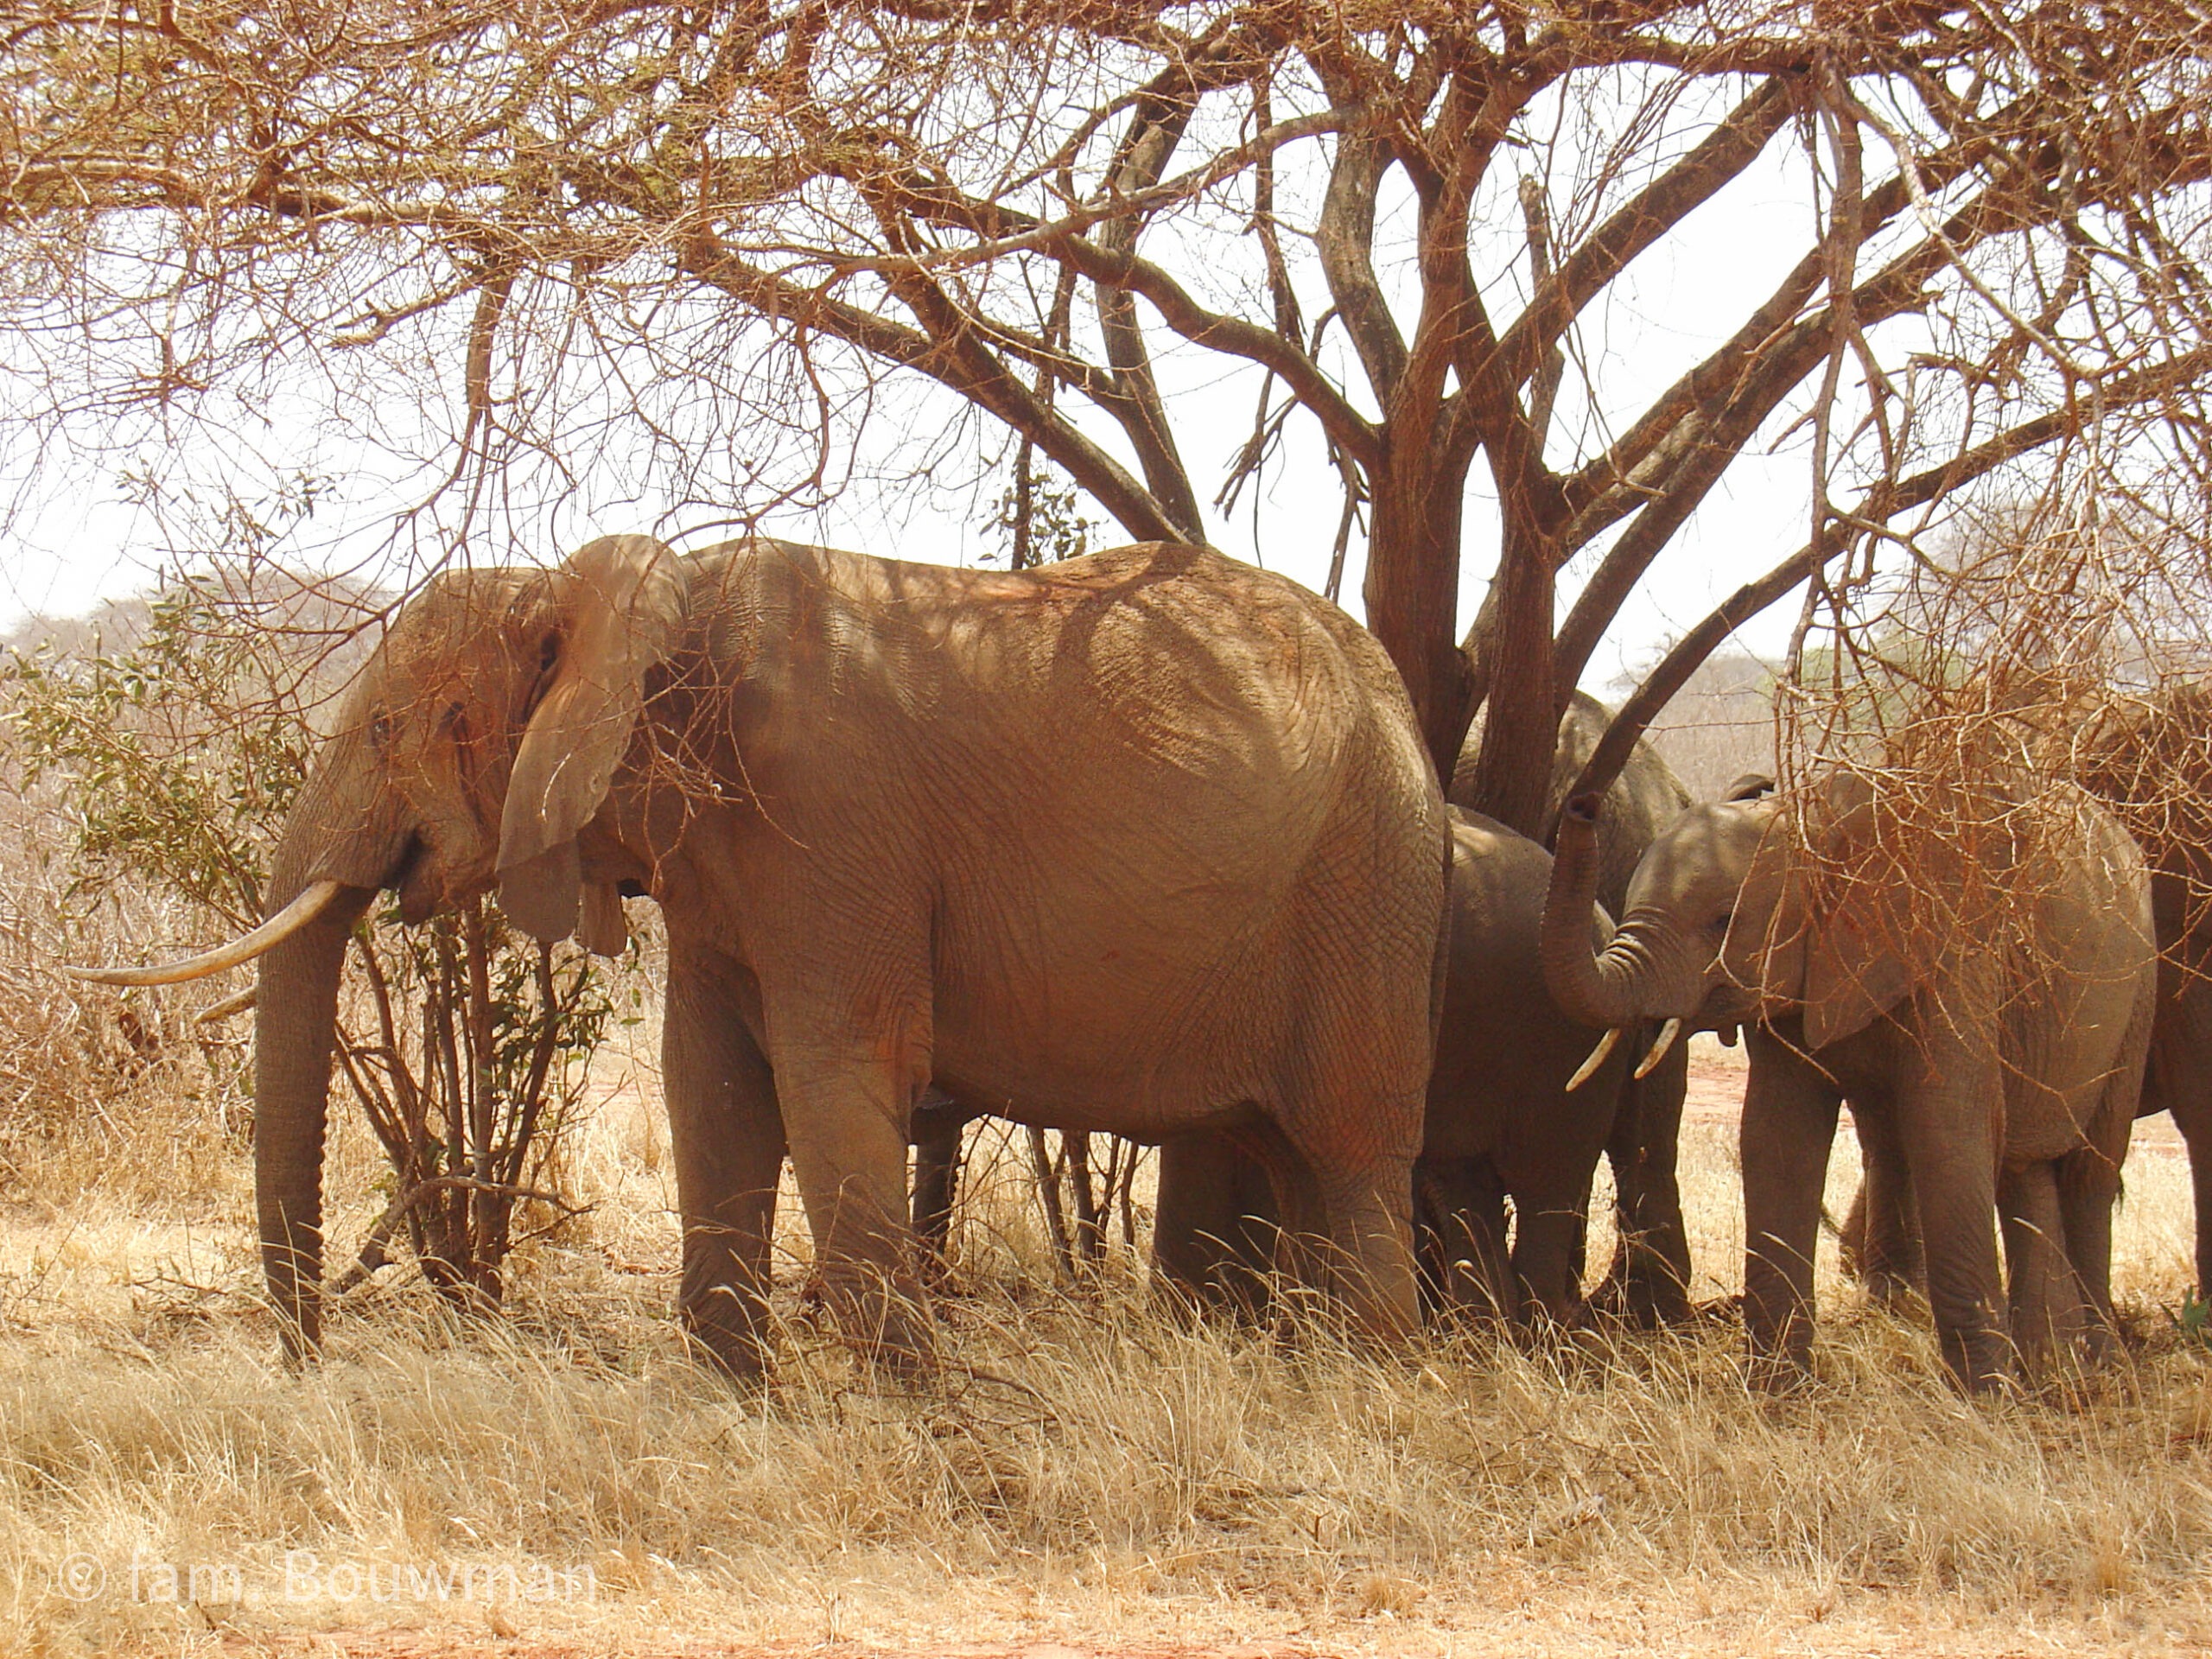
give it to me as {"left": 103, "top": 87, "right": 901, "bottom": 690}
{"left": 368, "top": 709, "right": 394, "bottom": 751}
{"left": 438, "top": 700, "right": 468, "bottom": 740}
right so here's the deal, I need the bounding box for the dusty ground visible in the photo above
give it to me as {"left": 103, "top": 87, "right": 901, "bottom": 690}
{"left": 5, "top": 1034, "right": 2212, "bottom": 1659}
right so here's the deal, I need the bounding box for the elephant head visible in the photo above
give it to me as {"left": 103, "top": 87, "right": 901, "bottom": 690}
{"left": 1541, "top": 769, "right": 1936, "bottom": 1071}
{"left": 70, "top": 534, "right": 686, "bottom": 1358}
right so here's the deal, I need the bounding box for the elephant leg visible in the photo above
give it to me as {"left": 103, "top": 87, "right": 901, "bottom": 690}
{"left": 1153, "top": 1128, "right": 1278, "bottom": 1320}
{"left": 1999, "top": 1160, "right": 2072, "bottom": 1378}
{"left": 1739, "top": 1035, "right": 1842, "bottom": 1388}
{"left": 2147, "top": 1058, "right": 2212, "bottom": 1303}
{"left": 1896, "top": 1039, "right": 2010, "bottom": 1393}
{"left": 909, "top": 1087, "right": 967, "bottom": 1272}
{"left": 1598, "top": 1030, "right": 1691, "bottom": 1326}
{"left": 1510, "top": 1185, "right": 1590, "bottom": 1327}
{"left": 663, "top": 948, "right": 788, "bottom": 1382}
{"left": 2181, "top": 1096, "right": 2212, "bottom": 1300}
{"left": 2056, "top": 1121, "right": 2133, "bottom": 1364}
{"left": 1846, "top": 1093, "right": 1923, "bottom": 1308}
{"left": 1414, "top": 1157, "right": 1511, "bottom": 1321}
{"left": 2150, "top": 959, "right": 2212, "bottom": 1297}
{"left": 775, "top": 1046, "right": 934, "bottom": 1373}
{"left": 1838, "top": 1179, "right": 1869, "bottom": 1282}
{"left": 1310, "top": 1151, "right": 1420, "bottom": 1340}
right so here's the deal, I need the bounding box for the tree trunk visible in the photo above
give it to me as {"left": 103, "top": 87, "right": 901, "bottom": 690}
{"left": 1363, "top": 446, "right": 1474, "bottom": 783}
{"left": 1461, "top": 527, "right": 1559, "bottom": 839}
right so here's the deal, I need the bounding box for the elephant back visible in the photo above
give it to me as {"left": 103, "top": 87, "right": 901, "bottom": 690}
{"left": 1451, "top": 690, "right": 1692, "bottom": 917}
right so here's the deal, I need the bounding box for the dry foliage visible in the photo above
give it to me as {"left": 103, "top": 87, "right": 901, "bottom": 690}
{"left": 1, "top": 1034, "right": 2209, "bottom": 1656}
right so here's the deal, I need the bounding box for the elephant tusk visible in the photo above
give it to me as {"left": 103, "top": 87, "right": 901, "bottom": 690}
{"left": 1566, "top": 1027, "right": 1623, "bottom": 1092}
{"left": 196, "top": 985, "right": 259, "bottom": 1024}
{"left": 1635, "top": 1017, "right": 1684, "bottom": 1080}
{"left": 64, "top": 880, "right": 346, "bottom": 987}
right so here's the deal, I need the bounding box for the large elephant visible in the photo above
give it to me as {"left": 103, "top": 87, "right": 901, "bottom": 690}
{"left": 1541, "top": 769, "right": 2157, "bottom": 1389}
{"left": 1451, "top": 691, "right": 1696, "bottom": 1323}
{"left": 81, "top": 536, "right": 1450, "bottom": 1376}
{"left": 1151, "top": 808, "right": 1627, "bottom": 1325}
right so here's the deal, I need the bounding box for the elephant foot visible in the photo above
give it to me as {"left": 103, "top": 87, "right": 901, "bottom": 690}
{"left": 1936, "top": 1333, "right": 2014, "bottom": 1397}
{"left": 686, "top": 1331, "right": 771, "bottom": 1392}
{"left": 1590, "top": 1260, "right": 1694, "bottom": 1329}
{"left": 680, "top": 1295, "right": 772, "bottom": 1390}
{"left": 798, "top": 1255, "right": 940, "bottom": 1382}
{"left": 845, "top": 1289, "right": 939, "bottom": 1382}
{"left": 1859, "top": 1268, "right": 1925, "bottom": 1316}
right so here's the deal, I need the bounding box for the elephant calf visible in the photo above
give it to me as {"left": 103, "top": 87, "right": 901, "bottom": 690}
{"left": 1452, "top": 690, "right": 1697, "bottom": 1325}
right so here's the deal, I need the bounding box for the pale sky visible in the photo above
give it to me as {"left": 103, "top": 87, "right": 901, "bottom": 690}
{"left": 0, "top": 86, "right": 1893, "bottom": 692}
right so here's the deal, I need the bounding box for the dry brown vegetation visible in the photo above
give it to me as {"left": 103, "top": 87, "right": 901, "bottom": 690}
{"left": 8, "top": 539, "right": 2211, "bottom": 1658}
{"left": 5, "top": 4, "right": 2212, "bottom": 1651}
{"left": 9, "top": 899, "right": 2212, "bottom": 1658}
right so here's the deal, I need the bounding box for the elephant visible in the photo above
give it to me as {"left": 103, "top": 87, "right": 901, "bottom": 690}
{"left": 1842, "top": 683, "right": 2212, "bottom": 1303}
{"left": 77, "top": 535, "right": 1452, "bottom": 1378}
{"left": 1541, "top": 767, "right": 2157, "bottom": 1390}
{"left": 1413, "top": 810, "right": 1630, "bottom": 1321}
{"left": 1149, "top": 807, "right": 1628, "bottom": 1325}
{"left": 1142, "top": 691, "right": 1690, "bottom": 1328}
{"left": 1451, "top": 690, "right": 1697, "bottom": 1324}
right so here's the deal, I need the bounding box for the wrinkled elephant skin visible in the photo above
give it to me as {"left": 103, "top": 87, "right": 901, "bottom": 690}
{"left": 1152, "top": 810, "right": 1627, "bottom": 1329}
{"left": 1542, "top": 772, "right": 2156, "bottom": 1391}
{"left": 235, "top": 536, "right": 1449, "bottom": 1376}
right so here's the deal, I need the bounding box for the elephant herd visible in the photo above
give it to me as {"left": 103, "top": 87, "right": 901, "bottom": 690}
{"left": 73, "top": 535, "right": 2212, "bottom": 1395}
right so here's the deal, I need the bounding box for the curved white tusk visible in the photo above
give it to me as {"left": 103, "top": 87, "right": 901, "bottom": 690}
{"left": 1634, "top": 1017, "right": 1684, "bottom": 1080}
{"left": 1566, "top": 1027, "right": 1623, "bottom": 1092}
{"left": 64, "top": 880, "right": 346, "bottom": 987}
{"left": 196, "top": 985, "right": 259, "bottom": 1024}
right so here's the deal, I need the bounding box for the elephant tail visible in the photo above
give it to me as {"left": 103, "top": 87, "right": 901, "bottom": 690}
{"left": 1427, "top": 823, "right": 1455, "bottom": 1060}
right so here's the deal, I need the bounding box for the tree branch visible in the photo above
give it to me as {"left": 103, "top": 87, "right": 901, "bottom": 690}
{"left": 1563, "top": 337, "right": 2212, "bottom": 805}
{"left": 680, "top": 226, "right": 1182, "bottom": 543}
{"left": 1094, "top": 95, "right": 1205, "bottom": 539}
{"left": 1490, "top": 77, "right": 1796, "bottom": 401}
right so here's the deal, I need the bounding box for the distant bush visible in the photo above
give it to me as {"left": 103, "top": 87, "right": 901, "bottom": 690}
{"left": 3, "top": 556, "right": 622, "bottom": 1312}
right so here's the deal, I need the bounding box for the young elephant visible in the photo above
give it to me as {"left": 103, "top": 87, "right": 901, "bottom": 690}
{"left": 1151, "top": 809, "right": 1626, "bottom": 1326}
{"left": 1542, "top": 770, "right": 2156, "bottom": 1390}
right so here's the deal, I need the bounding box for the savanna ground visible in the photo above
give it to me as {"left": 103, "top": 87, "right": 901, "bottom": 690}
{"left": 4, "top": 998, "right": 2211, "bottom": 1659}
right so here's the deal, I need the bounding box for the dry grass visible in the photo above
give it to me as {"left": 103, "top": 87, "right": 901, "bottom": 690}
{"left": 3, "top": 1022, "right": 2212, "bottom": 1657}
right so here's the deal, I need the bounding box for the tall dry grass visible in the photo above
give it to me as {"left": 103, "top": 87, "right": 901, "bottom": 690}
{"left": 3, "top": 755, "right": 2209, "bottom": 1653}
{"left": 3, "top": 1014, "right": 2212, "bottom": 1655}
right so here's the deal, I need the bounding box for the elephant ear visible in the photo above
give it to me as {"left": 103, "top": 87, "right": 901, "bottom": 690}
{"left": 1719, "top": 798, "right": 1808, "bottom": 1005}
{"left": 498, "top": 535, "right": 685, "bottom": 947}
{"left": 1799, "top": 772, "right": 1918, "bottom": 1051}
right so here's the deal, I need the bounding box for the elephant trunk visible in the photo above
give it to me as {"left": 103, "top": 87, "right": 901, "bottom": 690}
{"left": 254, "top": 906, "right": 360, "bottom": 1361}
{"left": 252, "top": 741, "right": 407, "bottom": 1360}
{"left": 1541, "top": 795, "right": 1701, "bottom": 1028}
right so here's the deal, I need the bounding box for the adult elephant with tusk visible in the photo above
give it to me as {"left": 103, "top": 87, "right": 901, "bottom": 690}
{"left": 1541, "top": 767, "right": 2156, "bottom": 1391}
{"left": 1450, "top": 691, "right": 1698, "bottom": 1325}
{"left": 72, "top": 534, "right": 1451, "bottom": 1379}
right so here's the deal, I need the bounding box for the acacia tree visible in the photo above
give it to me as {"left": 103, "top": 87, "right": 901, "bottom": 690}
{"left": 3, "top": 3, "right": 2211, "bottom": 829}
